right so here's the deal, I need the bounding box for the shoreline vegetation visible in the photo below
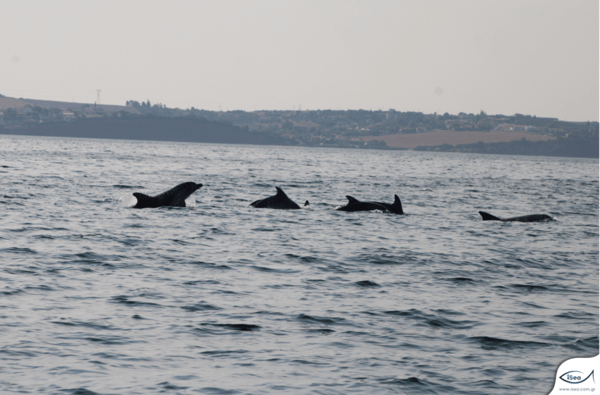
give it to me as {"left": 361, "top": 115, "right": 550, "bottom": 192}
{"left": 0, "top": 95, "right": 597, "bottom": 158}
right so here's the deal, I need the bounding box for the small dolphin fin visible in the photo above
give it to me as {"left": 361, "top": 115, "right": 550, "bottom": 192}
{"left": 346, "top": 196, "right": 360, "bottom": 204}
{"left": 391, "top": 194, "right": 404, "bottom": 214}
{"left": 275, "top": 187, "right": 288, "bottom": 197}
{"left": 304, "top": 200, "right": 310, "bottom": 207}
{"left": 479, "top": 211, "right": 501, "bottom": 221}
{"left": 133, "top": 193, "right": 156, "bottom": 208}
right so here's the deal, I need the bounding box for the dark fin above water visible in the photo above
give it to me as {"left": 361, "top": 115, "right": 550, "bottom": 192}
{"left": 479, "top": 211, "right": 502, "bottom": 221}
{"left": 391, "top": 194, "right": 404, "bottom": 214}
{"left": 304, "top": 200, "right": 310, "bottom": 207}
{"left": 132, "top": 182, "right": 202, "bottom": 209}
{"left": 250, "top": 187, "right": 301, "bottom": 209}
{"left": 275, "top": 187, "right": 288, "bottom": 197}
{"left": 133, "top": 193, "right": 157, "bottom": 209}
{"left": 346, "top": 196, "right": 360, "bottom": 204}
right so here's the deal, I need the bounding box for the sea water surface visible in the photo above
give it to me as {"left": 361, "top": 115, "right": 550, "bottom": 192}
{"left": 0, "top": 135, "right": 598, "bottom": 395}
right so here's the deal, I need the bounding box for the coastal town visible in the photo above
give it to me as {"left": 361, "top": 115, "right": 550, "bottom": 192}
{"left": 0, "top": 95, "right": 597, "bottom": 157}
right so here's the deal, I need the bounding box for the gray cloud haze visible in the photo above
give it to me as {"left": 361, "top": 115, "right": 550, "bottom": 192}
{"left": 2, "top": 0, "right": 598, "bottom": 121}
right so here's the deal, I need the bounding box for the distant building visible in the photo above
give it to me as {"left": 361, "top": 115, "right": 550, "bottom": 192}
{"left": 509, "top": 125, "right": 537, "bottom": 132}
{"left": 62, "top": 111, "right": 75, "bottom": 120}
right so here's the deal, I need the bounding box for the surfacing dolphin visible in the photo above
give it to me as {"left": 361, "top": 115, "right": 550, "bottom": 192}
{"left": 133, "top": 182, "right": 202, "bottom": 209}
{"left": 369, "top": 194, "right": 404, "bottom": 214}
{"left": 250, "top": 187, "right": 303, "bottom": 209}
{"left": 337, "top": 195, "right": 404, "bottom": 214}
{"left": 479, "top": 211, "right": 553, "bottom": 223}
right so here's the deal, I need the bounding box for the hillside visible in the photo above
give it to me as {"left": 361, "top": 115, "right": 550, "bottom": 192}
{"left": 413, "top": 132, "right": 599, "bottom": 158}
{"left": 360, "top": 130, "right": 554, "bottom": 149}
{"left": 0, "top": 116, "right": 284, "bottom": 145}
{"left": 0, "top": 96, "right": 139, "bottom": 114}
{"left": 0, "top": 95, "right": 597, "bottom": 157}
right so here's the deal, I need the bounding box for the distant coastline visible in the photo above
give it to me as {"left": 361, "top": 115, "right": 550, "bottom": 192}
{"left": 0, "top": 116, "right": 283, "bottom": 146}
{"left": 0, "top": 95, "right": 597, "bottom": 158}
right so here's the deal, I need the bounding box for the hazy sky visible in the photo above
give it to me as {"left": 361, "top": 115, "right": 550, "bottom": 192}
{"left": 2, "top": 0, "right": 598, "bottom": 121}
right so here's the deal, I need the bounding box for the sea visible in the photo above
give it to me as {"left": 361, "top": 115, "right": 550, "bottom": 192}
{"left": 0, "top": 135, "right": 598, "bottom": 395}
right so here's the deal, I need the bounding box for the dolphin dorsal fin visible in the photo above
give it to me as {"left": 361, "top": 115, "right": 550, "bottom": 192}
{"left": 479, "top": 211, "right": 501, "bottom": 221}
{"left": 133, "top": 193, "right": 156, "bottom": 208}
{"left": 133, "top": 192, "right": 151, "bottom": 200}
{"left": 275, "top": 187, "right": 287, "bottom": 197}
{"left": 304, "top": 200, "right": 310, "bottom": 207}
{"left": 346, "top": 196, "right": 360, "bottom": 204}
{"left": 392, "top": 194, "right": 404, "bottom": 214}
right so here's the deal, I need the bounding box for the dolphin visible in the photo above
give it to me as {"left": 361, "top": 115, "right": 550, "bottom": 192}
{"left": 250, "top": 187, "right": 302, "bottom": 209}
{"left": 133, "top": 182, "right": 202, "bottom": 208}
{"left": 479, "top": 211, "right": 553, "bottom": 222}
{"left": 337, "top": 195, "right": 404, "bottom": 214}
{"left": 368, "top": 194, "right": 404, "bottom": 214}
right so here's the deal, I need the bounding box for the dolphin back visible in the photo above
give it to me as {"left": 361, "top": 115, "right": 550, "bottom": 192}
{"left": 479, "top": 211, "right": 553, "bottom": 222}
{"left": 342, "top": 194, "right": 404, "bottom": 214}
{"left": 153, "top": 182, "right": 201, "bottom": 207}
{"left": 132, "top": 182, "right": 202, "bottom": 209}
{"left": 505, "top": 214, "right": 554, "bottom": 222}
{"left": 250, "top": 187, "right": 301, "bottom": 209}
{"left": 133, "top": 193, "right": 158, "bottom": 209}
{"left": 479, "top": 211, "right": 502, "bottom": 221}
{"left": 337, "top": 196, "right": 388, "bottom": 212}
{"left": 346, "top": 196, "right": 360, "bottom": 204}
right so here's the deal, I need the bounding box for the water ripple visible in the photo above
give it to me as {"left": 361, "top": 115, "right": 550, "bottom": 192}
{"left": 0, "top": 136, "right": 597, "bottom": 395}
